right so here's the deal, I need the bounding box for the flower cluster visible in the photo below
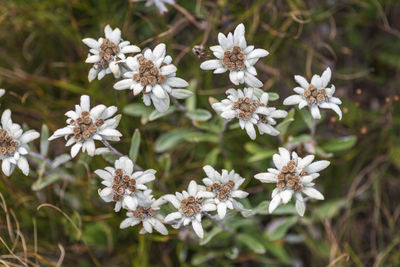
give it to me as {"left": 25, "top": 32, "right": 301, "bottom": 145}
{"left": 212, "top": 88, "right": 287, "bottom": 140}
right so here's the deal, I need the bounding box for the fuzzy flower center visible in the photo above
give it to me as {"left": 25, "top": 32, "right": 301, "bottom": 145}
{"left": 206, "top": 180, "right": 235, "bottom": 200}
{"left": 99, "top": 38, "right": 120, "bottom": 68}
{"left": 111, "top": 168, "right": 136, "bottom": 201}
{"left": 180, "top": 196, "right": 203, "bottom": 217}
{"left": 232, "top": 97, "right": 264, "bottom": 119}
{"left": 304, "top": 85, "right": 327, "bottom": 105}
{"left": 70, "top": 111, "right": 104, "bottom": 142}
{"left": 131, "top": 206, "right": 156, "bottom": 220}
{"left": 133, "top": 56, "right": 166, "bottom": 87}
{"left": 0, "top": 129, "right": 19, "bottom": 156}
{"left": 222, "top": 46, "right": 245, "bottom": 70}
{"left": 277, "top": 160, "right": 308, "bottom": 192}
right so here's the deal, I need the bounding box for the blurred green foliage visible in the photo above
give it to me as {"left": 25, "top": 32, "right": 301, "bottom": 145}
{"left": 0, "top": 0, "right": 400, "bottom": 266}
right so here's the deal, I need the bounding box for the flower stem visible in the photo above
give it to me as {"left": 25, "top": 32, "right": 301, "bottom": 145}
{"left": 101, "top": 139, "right": 143, "bottom": 171}
{"left": 28, "top": 151, "right": 53, "bottom": 167}
{"left": 170, "top": 95, "right": 187, "bottom": 112}
{"left": 311, "top": 119, "right": 317, "bottom": 139}
{"left": 203, "top": 211, "right": 233, "bottom": 233}
{"left": 219, "top": 120, "right": 230, "bottom": 157}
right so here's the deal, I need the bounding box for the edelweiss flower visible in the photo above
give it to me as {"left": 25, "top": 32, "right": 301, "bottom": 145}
{"left": 134, "top": 0, "right": 174, "bottom": 14}
{"left": 114, "top": 44, "right": 189, "bottom": 112}
{"left": 120, "top": 190, "right": 168, "bottom": 235}
{"left": 164, "top": 180, "right": 216, "bottom": 238}
{"left": 254, "top": 147, "right": 329, "bottom": 216}
{"left": 0, "top": 109, "right": 39, "bottom": 176}
{"left": 283, "top": 67, "right": 342, "bottom": 120}
{"left": 200, "top": 24, "right": 269, "bottom": 87}
{"left": 202, "top": 165, "right": 248, "bottom": 219}
{"left": 96, "top": 157, "right": 156, "bottom": 212}
{"left": 48, "top": 95, "right": 122, "bottom": 158}
{"left": 83, "top": 25, "right": 141, "bottom": 82}
{"left": 0, "top": 89, "right": 5, "bottom": 98}
{"left": 212, "top": 88, "right": 287, "bottom": 140}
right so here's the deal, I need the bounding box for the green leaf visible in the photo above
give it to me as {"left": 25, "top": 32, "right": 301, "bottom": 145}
{"left": 184, "top": 132, "right": 218, "bottom": 143}
{"left": 186, "top": 109, "right": 212, "bottom": 121}
{"left": 276, "top": 109, "right": 295, "bottom": 136}
{"left": 170, "top": 89, "right": 193, "bottom": 99}
{"left": 149, "top": 107, "right": 176, "bottom": 121}
{"left": 390, "top": 146, "right": 400, "bottom": 169}
{"left": 237, "top": 233, "right": 266, "bottom": 254}
{"left": 245, "top": 143, "right": 275, "bottom": 162}
{"left": 313, "top": 199, "right": 347, "bottom": 220}
{"left": 267, "top": 216, "right": 298, "bottom": 241}
{"left": 200, "top": 227, "right": 223, "bottom": 245}
{"left": 268, "top": 92, "right": 279, "bottom": 101}
{"left": 155, "top": 129, "right": 196, "bottom": 152}
{"left": 320, "top": 136, "right": 357, "bottom": 152}
{"left": 31, "top": 174, "right": 60, "bottom": 190}
{"left": 129, "top": 129, "right": 141, "bottom": 163}
{"left": 40, "top": 124, "right": 49, "bottom": 156}
{"left": 204, "top": 147, "right": 220, "bottom": 166}
{"left": 51, "top": 154, "right": 71, "bottom": 168}
{"left": 241, "top": 200, "right": 269, "bottom": 217}
{"left": 185, "top": 79, "right": 197, "bottom": 111}
{"left": 123, "top": 103, "right": 153, "bottom": 117}
{"left": 299, "top": 109, "right": 315, "bottom": 129}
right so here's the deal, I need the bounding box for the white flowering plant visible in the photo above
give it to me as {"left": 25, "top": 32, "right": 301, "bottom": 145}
{"left": 2, "top": 2, "right": 371, "bottom": 265}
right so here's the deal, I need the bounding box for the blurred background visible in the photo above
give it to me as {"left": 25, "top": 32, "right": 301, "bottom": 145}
{"left": 0, "top": 0, "right": 399, "bottom": 266}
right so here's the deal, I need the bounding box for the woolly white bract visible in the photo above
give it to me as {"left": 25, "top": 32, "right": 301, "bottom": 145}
{"left": 96, "top": 156, "right": 156, "bottom": 212}
{"left": 0, "top": 109, "right": 39, "bottom": 176}
{"left": 202, "top": 165, "right": 248, "bottom": 219}
{"left": 200, "top": 23, "right": 269, "bottom": 87}
{"left": 254, "top": 147, "right": 329, "bottom": 216}
{"left": 120, "top": 190, "right": 168, "bottom": 235}
{"left": 48, "top": 95, "right": 122, "bottom": 158}
{"left": 163, "top": 180, "right": 216, "bottom": 239}
{"left": 283, "top": 67, "right": 342, "bottom": 120}
{"left": 133, "top": 0, "right": 174, "bottom": 14}
{"left": 114, "top": 43, "right": 190, "bottom": 113}
{"left": 212, "top": 88, "right": 287, "bottom": 140}
{"left": 83, "top": 25, "right": 141, "bottom": 82}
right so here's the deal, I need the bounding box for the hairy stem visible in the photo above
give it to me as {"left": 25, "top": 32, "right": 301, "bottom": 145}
{"left": 101, "top": 139, "right": 143, "bottom": 171}
{"left": 311, "top": 119, "right": 317, "bottom": 139}
{"left": 170, "top": 95, "right": 187, "bottom": 112}
{"left": 203, "top": 211, "right": 233, "bottom": 233}
{"left": 28, "top": 151, "right": 53, "bottom": 167}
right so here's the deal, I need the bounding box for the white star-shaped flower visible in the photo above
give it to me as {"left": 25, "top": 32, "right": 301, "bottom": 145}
{"left": 48, "top": 95, "right": 122, "bottom": 158}
{"left": 163, "top": 180, "right": 216, "bottom": 239}
{"left": 283, "top": 67, "right": 342, "bottom": 120}
{"left": 212, "top": 88, "right": 287, "bottom": 140}
{"left": 96, "top": 156, "right": 156, "bottom": 212}
{"left": 200, "top": 24, "right": 269, "bottom": 87}
{"left": 120, "top": 190, "right": 168, "bottom": 235}
{"left": 0, "top": 109, "right": 39, "bottom": 176}
{"left": 202, "top": 165, "right": 248, "bottom": 219}
{"left": 254, "top": 147, "right": 329, "bottom": 216}
{"left": 114, "top": 43, "right": 189, "bottom": 113}
{"left": 83, "top": 24, "right": 141, "bottom": 82}
{"left": 133, "top": 0, "right": 175, "bottom": 14}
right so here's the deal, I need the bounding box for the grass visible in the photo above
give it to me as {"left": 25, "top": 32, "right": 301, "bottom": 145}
{"left": 0, "top": 0, "right": 400, "bottom": 266}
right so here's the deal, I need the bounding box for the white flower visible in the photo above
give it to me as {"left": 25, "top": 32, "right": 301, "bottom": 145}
{"left": 0, "top": 109, "right": 39, "bottom": 176}
{"left": 120, "top": 190, "right": 168, "bottom": 235}
{"left": 114, "top": 44, "right": 189, "bottom": 113}
{"left": 254, "top": 147, "right": 329, "bottom": 216}
{"left": 134, "top": 0, "right": 174, "bottom": 14}
{"left": 163, "top": 180, "right": 216, "bottom": 239}
{"left": 83, "top": 25, "right": 141, "bottom": 82}
{"left": 255, "top": 92, "right": 288, "bottom": 136}
{"left": 212, "top": 88, "right": 287, "bottom": 140}
{"left": 48, "top": 95, "right": 122, "bottom": 158}
{"left": 200, "top": 23, "right": 269, "bottom": 87}
{"left": 283, "top": 67, "right": 342, "bottom": 120}
{"left": 0, "top": 89, "right": 5, "bottom": 98}
{"left": 202, "top": 165, "right": 248, "bottom": 219}
{"left": 96, "top": 156, "right": 156, "bottom": 212}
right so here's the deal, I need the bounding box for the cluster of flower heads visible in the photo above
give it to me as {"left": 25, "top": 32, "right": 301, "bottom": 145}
{"left": 83, "top": 25, "right": 191, "bottom": 113}
{"left": 0, "top": 21, "right": 344, "bottom": 241}
{"left": 96, "top": 157, "right": 249, "bottom": 238}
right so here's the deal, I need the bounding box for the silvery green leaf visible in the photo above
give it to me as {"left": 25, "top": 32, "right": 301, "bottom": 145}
{"left": 237, "top": 234, "right": 266, "bottom": 254}
{"left": 129, "top": 129, "right": 140, "bottom": 163}
{"left": 32, "top": 174, "right": 60, "bottom": 191}
{"left": 186, "top": 109, "right": 212, "bottom": 121}
{"left": 149, "top": 106, "right": 176, "bottom": 121}
{"left": 155, "top": 129, "right": 196, "bottom": 152}
{"left": 123, "top": 103, "right": 153, "bottom": 117}
{"left": 51, "top": 154, "right": 71, "bottom": 168}
{"left": 40, "top": 124, "right": 49, "bottom": 156}
{"left": 170, "top": 89, "right": 193, "bottom": 99}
